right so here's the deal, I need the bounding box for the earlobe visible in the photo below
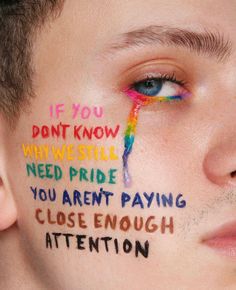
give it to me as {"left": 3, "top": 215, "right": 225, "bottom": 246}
{"left": 0, "top": 175, "right": 17, "bottom": 231}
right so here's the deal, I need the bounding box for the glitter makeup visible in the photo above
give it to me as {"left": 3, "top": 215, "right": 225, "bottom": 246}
{"left": 122, "top": 88, "right": 187, "bottom": 187}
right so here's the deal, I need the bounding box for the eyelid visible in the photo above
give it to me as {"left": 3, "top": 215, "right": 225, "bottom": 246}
{"left": 118, "top": 61, "right": 190, "bottom": 91}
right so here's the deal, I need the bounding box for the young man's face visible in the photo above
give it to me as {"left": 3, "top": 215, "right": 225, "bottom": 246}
{"left": 5, "top": 0, "right": 236, "bottom": 289}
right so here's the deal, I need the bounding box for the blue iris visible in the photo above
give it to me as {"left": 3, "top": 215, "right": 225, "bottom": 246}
{"left": 134, "top": 78, "right": 163, "bottom": 96}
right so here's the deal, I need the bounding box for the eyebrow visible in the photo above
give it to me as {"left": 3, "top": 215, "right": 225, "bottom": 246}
{"left": 105, "top": 25, "right": 232, "bottom": 61}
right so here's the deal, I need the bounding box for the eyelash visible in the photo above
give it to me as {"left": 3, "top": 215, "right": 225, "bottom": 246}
{"left": 129, "top": 72, "right": 187, "bottom": 90}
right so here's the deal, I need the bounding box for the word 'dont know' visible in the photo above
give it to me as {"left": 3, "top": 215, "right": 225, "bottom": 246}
{"left": 32, "top": 123, "right": 120, "bottom": 140}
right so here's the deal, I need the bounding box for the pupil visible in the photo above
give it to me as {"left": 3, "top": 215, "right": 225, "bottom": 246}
{"left": 134, "top": 78, "right": 163, "bottom": 96}
{"left": 145, "top": 79, "right": 155, "bottom": 88}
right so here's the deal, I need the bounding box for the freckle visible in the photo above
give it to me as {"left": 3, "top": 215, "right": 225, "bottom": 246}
{"left": 230, "top": 171, "right": 236, "bottom": 178}
{"left": 163, "top": 137, "right": 169, "bottom": 145}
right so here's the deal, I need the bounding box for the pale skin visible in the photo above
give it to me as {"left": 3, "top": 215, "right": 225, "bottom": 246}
{"left": 1, "top": 0, "right": 236, "bottom": 289}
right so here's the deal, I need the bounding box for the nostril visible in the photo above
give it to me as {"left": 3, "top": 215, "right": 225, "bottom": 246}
{"left": 230, "top": 171, "right": 236, "bottom": 178}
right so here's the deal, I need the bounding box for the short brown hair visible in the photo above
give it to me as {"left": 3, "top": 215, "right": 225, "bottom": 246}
{"left": 0, "top": 0, "right": 64, "bottom": 125}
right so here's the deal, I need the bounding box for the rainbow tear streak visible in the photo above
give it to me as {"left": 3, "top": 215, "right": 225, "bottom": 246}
{"left": 123, "top": 102, "right": 141, "bottom": 187}
{"left": 122, "top": 90, "right": 183, "bottom": 187}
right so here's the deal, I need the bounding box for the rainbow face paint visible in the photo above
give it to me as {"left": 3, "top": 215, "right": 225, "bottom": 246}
{"left": 122, "top": 88, "right": 188, "bottom": 187}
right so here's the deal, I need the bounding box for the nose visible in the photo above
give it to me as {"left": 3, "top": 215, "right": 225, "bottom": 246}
{"left": 203, "top": 135, "right": 236, "bottom": 187}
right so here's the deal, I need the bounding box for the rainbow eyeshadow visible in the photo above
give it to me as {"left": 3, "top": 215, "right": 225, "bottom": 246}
{"left": 122, "top": 89, "right": 187, "bottom": 187}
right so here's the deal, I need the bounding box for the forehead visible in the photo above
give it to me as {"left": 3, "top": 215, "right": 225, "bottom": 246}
{"left": 34, "top": 0, "right": 236, "bottom": 61}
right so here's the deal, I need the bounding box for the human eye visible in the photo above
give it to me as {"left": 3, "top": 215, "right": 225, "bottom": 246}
{"left": 124, "top": 72, "right": 190, "bottom": 106}
{"left": 120, "top": 65, "right": 191, "bottom": 187}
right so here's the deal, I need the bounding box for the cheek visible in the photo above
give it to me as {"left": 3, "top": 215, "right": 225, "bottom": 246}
{"left": 127, "top": 109, "right": 201, "bottom": 190}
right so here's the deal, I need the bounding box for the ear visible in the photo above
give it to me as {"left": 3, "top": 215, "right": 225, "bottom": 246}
{"left": 0, "top": 175, "right": 17, "bottom": 231}
{"left": 0, "top": 117, "right": 17, "bottom": 231}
